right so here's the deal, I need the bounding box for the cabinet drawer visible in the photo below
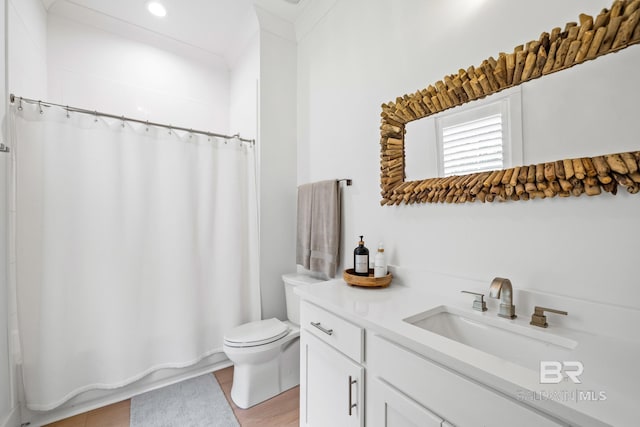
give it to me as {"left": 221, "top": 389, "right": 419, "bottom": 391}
{"left": 301, "top": 300, "right": 363, "bottom": 363}
{"left": 368, "top": 334, "right": 566, "bottom": 427}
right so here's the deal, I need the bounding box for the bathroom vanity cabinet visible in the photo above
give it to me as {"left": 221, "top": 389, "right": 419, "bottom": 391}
{"left": 300, "top": 299, "right": 567, "bottom": 427}
{"left": 300, "top": 300, "right": 364, "bottom": 427}
{"left": 297, "top": 279, "right": 636, "bottom": 426}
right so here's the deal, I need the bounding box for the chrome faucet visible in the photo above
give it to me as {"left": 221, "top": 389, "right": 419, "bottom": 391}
{"left": 489, "top": 277, "right": 517, "bottom": 319}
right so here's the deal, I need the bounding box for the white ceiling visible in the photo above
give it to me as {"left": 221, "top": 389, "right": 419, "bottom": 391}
{"left": 44, "top": 0, "right": 309, "bottom": 65}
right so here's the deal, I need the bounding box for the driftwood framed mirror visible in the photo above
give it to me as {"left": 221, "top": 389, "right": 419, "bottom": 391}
{"left": 380, "top": 0, "right": 640, "bottom": 205}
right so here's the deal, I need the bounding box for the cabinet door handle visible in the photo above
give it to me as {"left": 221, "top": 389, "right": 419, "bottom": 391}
{"left": 310, "top": 321, "right": 333, "bottom": 336}
{"left": 348, "top": 376, "right": 357, "bottom": 415}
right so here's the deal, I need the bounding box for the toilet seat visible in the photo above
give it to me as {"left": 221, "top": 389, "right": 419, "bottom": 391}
{"left": 224, "top": 318, "right": 290, "bottom": 348}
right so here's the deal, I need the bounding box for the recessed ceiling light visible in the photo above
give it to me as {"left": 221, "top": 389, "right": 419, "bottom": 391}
{"left": 147, "top": 1, "right": 167, "bottom": 17}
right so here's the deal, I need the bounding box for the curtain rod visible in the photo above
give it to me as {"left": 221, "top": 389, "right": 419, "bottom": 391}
{"left": 9, "top": 94, "right": 256, "bottom": 145}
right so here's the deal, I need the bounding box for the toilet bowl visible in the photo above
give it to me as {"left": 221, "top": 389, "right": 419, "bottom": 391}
{"left": 223, "top": 273, "right": 325, "bottom": 408}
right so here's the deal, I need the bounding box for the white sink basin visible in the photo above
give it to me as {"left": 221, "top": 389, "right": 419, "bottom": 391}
{"left": 404, "top": 305, "right": 578, "bottom": 370}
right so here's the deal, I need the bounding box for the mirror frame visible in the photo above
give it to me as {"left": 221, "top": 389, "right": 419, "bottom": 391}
{"left": 380, "top": 0, "right": 640, "bottom": 205}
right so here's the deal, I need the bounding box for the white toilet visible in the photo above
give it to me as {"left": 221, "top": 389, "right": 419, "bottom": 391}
{"left": 223, "top": 273, "right": 324, "bottom": 408}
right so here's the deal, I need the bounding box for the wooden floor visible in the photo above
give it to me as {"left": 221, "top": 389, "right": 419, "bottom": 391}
{"left": 45, "top": 366, "right": 299, "bottom": 427}
{"left": 214, "top": 367, "right": 299, "bottom": 427}
{"left": 44, "top": 400, "right": 131, "bottom": 427}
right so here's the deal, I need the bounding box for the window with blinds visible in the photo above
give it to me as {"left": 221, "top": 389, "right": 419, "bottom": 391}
{"left": 441, "top": 113, "right": 504, "bottom": 176}
{"left": 434, "top": 90, "right": 522, "bottom": 178}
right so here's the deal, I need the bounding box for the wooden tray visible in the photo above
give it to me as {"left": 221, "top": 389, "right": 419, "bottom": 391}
{"left": 343, "top": 268, "right": 392, "bottom": 288}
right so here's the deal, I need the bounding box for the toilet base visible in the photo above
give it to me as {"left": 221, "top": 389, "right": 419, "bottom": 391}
{"left": 226, "top": 329, "right": 300, "bottom": 409}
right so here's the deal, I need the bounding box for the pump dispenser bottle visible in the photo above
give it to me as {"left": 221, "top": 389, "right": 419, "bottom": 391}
{"left": 374, "top": 242, "right": 387, "bottom": 278}
{"left": 353, "top": 236, "right": 369, "bottom": 276}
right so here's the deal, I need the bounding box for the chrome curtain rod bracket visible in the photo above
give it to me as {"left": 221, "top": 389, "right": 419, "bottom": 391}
{"left": 338, "top": 178, "right": 352, "bottom": 186}
{"left": 0, "top": 143, "right": 10, "bottom": 153}
{"left": 9, "top": 94, "right": 256, "bottom": 145}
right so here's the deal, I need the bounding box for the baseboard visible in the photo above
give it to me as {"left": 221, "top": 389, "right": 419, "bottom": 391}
{"left": 20, "top": 355, "right": 232, "bottom": 427}
{"left": 1, "top": 406, "right": 20, "bottom": 427}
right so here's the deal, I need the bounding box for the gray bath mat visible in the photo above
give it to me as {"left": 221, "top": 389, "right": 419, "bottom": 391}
{"left": 130, "top": 373, "right": 239, "bottom": 427}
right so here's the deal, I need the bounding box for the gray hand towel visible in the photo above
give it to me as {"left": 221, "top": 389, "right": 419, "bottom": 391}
{"left": 309, "top": 180, "right": 340, "bottom": 278}
{"left": 296, "top": 180, "right": 341, "bottom": 278}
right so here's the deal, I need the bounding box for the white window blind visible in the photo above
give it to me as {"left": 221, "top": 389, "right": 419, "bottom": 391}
{"left": 442, "top": 113, "right": 504, "bottom": 176}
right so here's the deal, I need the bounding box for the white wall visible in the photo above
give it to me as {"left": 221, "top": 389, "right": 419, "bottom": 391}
{"left": 230, "top": 33, "right": 259, "bottom": 141}
{"left": 4, "top": 1, "right": 48, "bottom": 425}
{"left": 7, "top": 0, "right": 47, "bottom": 98}
{"left": 258, "top": 17, "right": 297, "bottom": 320}
{"left": 47, "top": 15, "right": 230, "bottom": 133}
{"left": 297, "top": 0, "right": 640, "bottom": 309}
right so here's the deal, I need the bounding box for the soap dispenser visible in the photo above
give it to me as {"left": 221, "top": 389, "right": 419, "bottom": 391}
{"left": 353, "top": 236, "right": 369, "bottom": 276}
{"left": 374, "top": 242, "right": 387, "bottom": 278}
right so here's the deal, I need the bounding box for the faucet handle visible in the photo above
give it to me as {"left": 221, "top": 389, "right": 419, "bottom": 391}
{"left": 530, "top": 306, "right": 568, "bottom": 328}
{"left": 461, "top": 291, "right": 487, "bottom": 312}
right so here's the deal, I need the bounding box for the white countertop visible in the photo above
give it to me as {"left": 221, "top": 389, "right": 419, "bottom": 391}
{"left": 295, "top": 279, "right": 640, "bottom": 427}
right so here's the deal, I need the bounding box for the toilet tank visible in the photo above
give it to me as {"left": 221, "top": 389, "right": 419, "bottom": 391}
{"left": 283, "top": 273, "right": 325, "bottom": 325}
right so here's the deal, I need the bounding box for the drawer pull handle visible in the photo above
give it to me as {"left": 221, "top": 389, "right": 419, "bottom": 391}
{"left": 348, "top": 376, "right": 357, "bottom": 415}
{"left": 310, "top": 321, "right": 333, "bottom": 336}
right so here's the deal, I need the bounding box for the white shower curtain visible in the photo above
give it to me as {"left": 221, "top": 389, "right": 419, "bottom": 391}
{"left": 12, "top": 103, "right": 260, "bottom": 410}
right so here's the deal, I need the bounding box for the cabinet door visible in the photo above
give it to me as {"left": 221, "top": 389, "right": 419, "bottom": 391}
{"left": 370, "top": 377, "right": 444, "bottom": 427}
{"left": 300, "top": 332, "right": 364, "bottom": 427}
